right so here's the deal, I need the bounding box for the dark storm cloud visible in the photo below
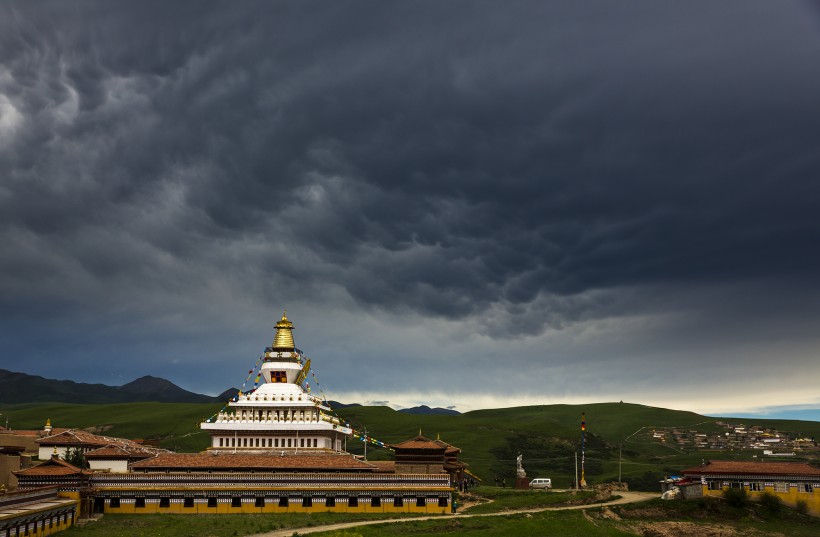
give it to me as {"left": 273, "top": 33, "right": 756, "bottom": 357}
{"left": 1, "top": 0, "right": 820, "bottom": 385}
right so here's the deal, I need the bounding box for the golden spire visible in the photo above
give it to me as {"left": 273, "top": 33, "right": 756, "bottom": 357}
{"left": 272, "top": 310, "right": 295, "bottom": 350}
{"left": 45, "top": 419, "right": 51, "bottom": 427}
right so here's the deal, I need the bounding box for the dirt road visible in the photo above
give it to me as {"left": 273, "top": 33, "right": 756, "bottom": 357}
{"left": 247, "top": 491, "right": 657, "bottom": 537}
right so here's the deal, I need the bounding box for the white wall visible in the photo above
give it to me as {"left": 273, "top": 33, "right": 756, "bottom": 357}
{"left": 38, "top": 446, "right": 68, "bottom": 460}
{"left": 88, "top": 459, "right": 129, "bottom": 472}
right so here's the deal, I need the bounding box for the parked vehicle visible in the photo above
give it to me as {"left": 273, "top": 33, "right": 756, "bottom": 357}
{"left": 529, "top": 478, "right": 552, "bottom": 490}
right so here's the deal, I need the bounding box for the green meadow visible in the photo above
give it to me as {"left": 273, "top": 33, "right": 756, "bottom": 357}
{"left": 56, "top": 495, "right": 820, "bottom": 537}
{"left": 4, "top": 401, "right": 819, "bottom": 489}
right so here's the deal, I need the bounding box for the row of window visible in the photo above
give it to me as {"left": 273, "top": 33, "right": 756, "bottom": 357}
{"left": 707, "top": 481, "right": 815, "bottom": 493}
{"left": 108, "top": 496, "right": 446, "bottom": 508}
{"left": 222, "top": 409, "right": 319, "bottom": 421}
{"left": 217, "top": 437, "right": 323, "bottom": 448}
{"left": 2, "top": 512, "right": 73, "bottom": 537}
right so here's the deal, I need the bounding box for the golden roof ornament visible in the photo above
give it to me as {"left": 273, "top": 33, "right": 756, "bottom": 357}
{"left": 272, "top": 310, "right": 295, "bottom": 350}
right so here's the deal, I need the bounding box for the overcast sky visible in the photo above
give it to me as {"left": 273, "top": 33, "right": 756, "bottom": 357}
{"left": 2, "top": 1, "right": 819, "bottom": 418}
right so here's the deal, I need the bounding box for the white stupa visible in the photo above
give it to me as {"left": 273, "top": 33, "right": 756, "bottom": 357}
{"left": 200, "top": 312, "right": 352, "bottom": 453}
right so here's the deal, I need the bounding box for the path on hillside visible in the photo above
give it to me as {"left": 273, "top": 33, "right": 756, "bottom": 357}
{"left": 247, "top": 491, "right": 657, "bottom": 537}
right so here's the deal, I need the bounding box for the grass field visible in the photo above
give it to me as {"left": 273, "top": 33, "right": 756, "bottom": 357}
{"left": 460, "top": 487, "right": 596, "bottom": 514}
{"left": 49, "top": 489, "right": 820, "bottom": 537}
{"left": 311, "top": 510, "right": 639, "bottom": 537}
{"left": 308, "top": 499, "right": 820, "bottom": 537}
{"left": 4, "top": 401, "right": 819, "bottom": 489}
{"left": 59, "top": 512, "right": 426, "bottom": 537}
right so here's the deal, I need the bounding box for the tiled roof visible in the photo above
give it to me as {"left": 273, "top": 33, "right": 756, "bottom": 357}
{"left": 13, "top": 457, "right": 87, "bottom": 476}
{"left": 131, "top": 453, "right": 379, "bottom": 471}
{"left": 2, "top": 428, "right": 70, "bottom": 438}
{"left": 682, "top": 460, "right": 820, "bottom": 477}
{"left": 390, "top": 435, "right": 447, "bottom": 451}
{"left": 433, "top": 438, "right": 461, "bottom": 454}
{"left": 84, "top": 445, "right": 156, "bottom": 459}
{"left": 368, "top": 461, "right": 396, "bottom": 473}
{"left": 37, "top": 430, "right": 146, "bottom": 450}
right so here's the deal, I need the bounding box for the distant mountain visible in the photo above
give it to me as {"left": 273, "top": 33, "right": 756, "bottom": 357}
{"left": 0, "top": 369, "right": 218, "bottom": 404}
{"left": 398, "top": 405, "right": 461, "bottom": 416}
{"left": 217, "top": 387, "right": 240, "bottom": 401}
{"left": 117, "top": 376, "right": 215, "bottom": 403}
{"left": 326, "top": 400, "right": 361, "bottom": 409}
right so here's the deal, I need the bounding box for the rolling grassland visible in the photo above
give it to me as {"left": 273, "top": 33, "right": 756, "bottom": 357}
{"left": 4, "top": 401, "right": 819, "bottom": 490}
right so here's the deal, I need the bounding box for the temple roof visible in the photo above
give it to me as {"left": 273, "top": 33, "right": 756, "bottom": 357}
{"left": 390, "top": 435, "right": 446, "bottom": 451}
{"left": 14, "top": 457, "right": 88, "bottom": 476}
{"left": 37, "top": 430, "right": 145, "bottom": 449}
{"left": 433, "top": 436, "right": 461, "bottom": 455}
{"left": 130, "top": 453, "right": 379, "bottom": 471}
{"left": 36, "top": 430, "right": 165, "bottom": 459}
{"left": 272, "top": 311, "right": 295, "bottom": 350}
{"left": 84, "top": 445, "right": 157, "bottom": 460}
{"left": 682, "top": 460, "right": 820, "bottom": 477}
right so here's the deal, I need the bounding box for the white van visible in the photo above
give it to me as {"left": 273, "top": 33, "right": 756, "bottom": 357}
{"left": 529, "top": 478, "right": 552, "bottom": 490}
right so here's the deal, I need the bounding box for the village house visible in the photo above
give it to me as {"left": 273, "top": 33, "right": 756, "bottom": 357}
{"left": 681, "top": 460, "right": 820, "bottom": 516}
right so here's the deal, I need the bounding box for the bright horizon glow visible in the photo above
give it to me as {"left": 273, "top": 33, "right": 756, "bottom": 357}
{"left": 322, "top": 390, "right": 820, "bottom": 422}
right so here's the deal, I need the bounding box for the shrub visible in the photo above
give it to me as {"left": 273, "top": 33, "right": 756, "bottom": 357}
{"left": 796, "top": 499, "right": 808, "bottom": 515}
{"left": 722, "top": 487, "right": 747, "bottom": 508}
{"left": 759, "top": 491, "right": 782, "bottom": 513}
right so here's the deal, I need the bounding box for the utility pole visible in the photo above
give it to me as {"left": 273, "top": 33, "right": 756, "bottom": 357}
{"left": 363, "top": 427, "right": 367, "bottom": 461}
{"left": 618, "top": 444, "right": 622, "bottom": 484}
{"left": 574, "top": 451, "right": 578, "bottom": 490}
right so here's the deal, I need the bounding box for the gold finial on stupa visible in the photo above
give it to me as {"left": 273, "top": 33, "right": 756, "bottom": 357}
{"left": 46, "top": 419, "right": 51, "bottom": 427}
{"left": 272, "top": 310, "right": 295, "bottom": 350}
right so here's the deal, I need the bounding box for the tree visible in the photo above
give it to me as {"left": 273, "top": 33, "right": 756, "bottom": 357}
{"left": 64, "top": 447, "right": 86, "bottom": 469}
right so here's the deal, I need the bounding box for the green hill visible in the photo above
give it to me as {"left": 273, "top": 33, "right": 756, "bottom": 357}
{"left": 3, "top": 401, "right": 818, "bottom": 491}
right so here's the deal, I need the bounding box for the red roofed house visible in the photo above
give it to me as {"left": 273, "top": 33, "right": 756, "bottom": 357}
{"left": 13, "top": 455, "right": 92, "bottom": 495}
{"left": 84, "top": 445, "right": 159, "bottom": 473}
{"left": 681, "top": 460, "right": 820, "bottom": 516}
{"left": 36, "top": 430, "right": 151, "bottom": 461}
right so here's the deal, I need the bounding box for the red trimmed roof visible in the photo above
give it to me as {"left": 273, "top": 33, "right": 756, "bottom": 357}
{"left": 131, "top": 453, "right": 379, "bottom": 471}
{"left": 390, "top": 435, "right": 447, "bottom": 451}
{"left": 682, "top": 460, "right": 820, "bottom": 477}
{"left": 13, "top": 457, "right": 88, "bottom": 476}
{"left": 37, "top": 430, "right": 147, "bottom": 450}
{"left": 84, "top": 445, "right": 156, "bottom": 459}
{"left": 433, "top": 438, "right": 461, "bottom": 454}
